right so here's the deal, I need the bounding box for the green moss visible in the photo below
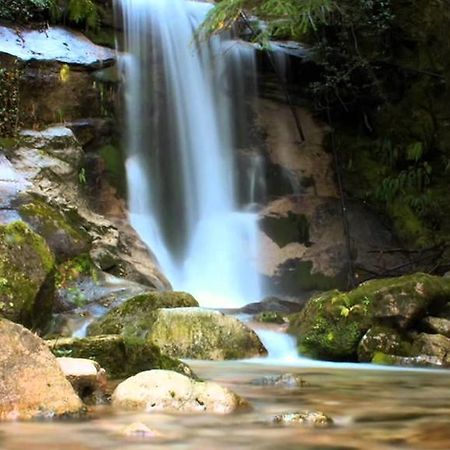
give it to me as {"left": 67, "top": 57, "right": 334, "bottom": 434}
{"left": 46, "top": 334, "right": 194, "bottom": 379}
{"left": 371, "top": 352, "right": 397, "bottom": 366}
{"left": 98, "top": 143, "right": 126, "bottom": 195}
{"left": 87, "top": 291, "right": 199, "bottom": 336}
{"left": 0, "top": 221, "right": 55, "bottom": 330}
{"left": 254, "top": 311, "right": 286, "bottom": 324}
{"left": 289, "top": 273, "right": 450, "bottom": 361}
{"left": 260, "top": 212, "right": 311, "bottom": 247}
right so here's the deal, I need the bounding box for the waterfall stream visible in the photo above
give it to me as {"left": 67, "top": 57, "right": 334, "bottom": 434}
{"left": 116, "top": 0, "right": 263, "bottom": 308}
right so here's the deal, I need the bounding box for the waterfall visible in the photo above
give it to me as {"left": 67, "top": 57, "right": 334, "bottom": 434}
{"left": 116, "top": 0, "right": 263, "bottom": 308}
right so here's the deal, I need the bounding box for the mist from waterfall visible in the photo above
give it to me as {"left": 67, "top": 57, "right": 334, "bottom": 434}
{"left": 116, "top": 0, "right": 263, "bottom": 308}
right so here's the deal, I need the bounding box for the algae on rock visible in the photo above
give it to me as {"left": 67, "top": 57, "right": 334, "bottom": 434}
{"left": 0, "top": 221, "right": 55, "bottom": 331}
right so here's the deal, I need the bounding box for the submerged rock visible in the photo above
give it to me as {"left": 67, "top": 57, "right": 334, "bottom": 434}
{"left": 112, "top": 370, "right": 248, "bottom": 414}
{"left": 271, "top": 411, "right": 333, "bottom": 427}
{"left": 251, "top": 373, "right": 306, "bottom": 387}
{"left": 0, "top": 220, "right": 55, "bottom": 330}
{"left": 87, "top": 291, "right": 199, "bottom": 336}
{"left": 289, "top": 273, "right": 450, "bottom": 362}
{"left": 0, "top": 318, "right": 83, "bottom": 420}
{"left": 47, "top": 334, "right": 193, "bottom": 380}
{"left": 57, "top": 357, "right": 107, "bottom": 404}
{"left": 144, "top": 307, "right": 268, "bottom": 360}
{"left": 120, "top": 422, "right": 160, "bottom": 439}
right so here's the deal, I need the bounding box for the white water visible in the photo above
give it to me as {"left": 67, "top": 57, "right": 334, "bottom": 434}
{"left": 117, "top": 0, "right": 263, "bottom": 308}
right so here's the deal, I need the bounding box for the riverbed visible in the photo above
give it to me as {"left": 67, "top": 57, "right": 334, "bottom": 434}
{"left": 1, "top": 359, "right": 449, "bottom": 450}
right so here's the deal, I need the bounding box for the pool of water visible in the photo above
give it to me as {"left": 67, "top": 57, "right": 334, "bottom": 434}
{"left": 1, "top": 360, "right": 449, "bottom": 450}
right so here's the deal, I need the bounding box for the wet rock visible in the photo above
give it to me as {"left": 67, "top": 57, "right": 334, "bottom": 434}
{"left": 47, "top": 334, "right": 194, "bottom": 380}
{"left": 251, "top": 373, "right": 306, "bottom": 387}
{"left": 271, "top": 411, "right": 333, "bottom": 427}
{"left": 0, "top": 318, "right": 83, "bottom": 420}
{"left": 254, "top": 311, "right": 287, "bottom": 324}
{"left": 357, "top": 326, "right": 412, "bottom": 362}
{"left": 57, "top": 357, "right": 107, "bottom": 404}
{"left": 0, "top": 220, "right": 55, "bottom": 330}
{"left": 0, "top": 25, "right": 115, "bottom": 67}
{"left": 143, "top": 307, "right": 267, "bottom": 360}
{"left": 120, "top": 422, "right": 160, "bottom": 438}
{"left": 372, "top": 352, "right": 445, "bottom": 368}
{"left": 412, "top": 333, "right": 450, "bottom": 366}
{"left": 112, "top": 370, "right": 248, "bottom": 414}
{"left": 289, "top": 273, "right": 450, "bottom": 361}
{"left": 421, "top": 316, "right": 450, "bottom": 338}
{"left": 87, "top": 291, "right": 199, "bottom": 336}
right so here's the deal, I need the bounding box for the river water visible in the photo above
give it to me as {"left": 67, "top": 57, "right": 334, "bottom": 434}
{"left": 1, "top": 360, "right": 449, "bottom": 450}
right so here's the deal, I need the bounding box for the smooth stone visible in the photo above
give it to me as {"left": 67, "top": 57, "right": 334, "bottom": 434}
{"left": 0, "top": 319, "right": 83, "bottom": 420}
{"left": 112, "top": 370, "right": 248, "bottom": 414}
{"left": 120, "top": 422, "right": 160, "bottom": 438}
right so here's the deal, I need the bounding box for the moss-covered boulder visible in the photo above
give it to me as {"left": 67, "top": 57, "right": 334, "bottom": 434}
{"left": 0, "top": 318, "right": 83, "bottom": 420}
{"left": 357, "top": 326, "right": 412, "bottom": 362}
{"left": 144, "top": 308, "right": 267, "bottom": 360}
{"left": 87, "top": 291, "right": 199, "bottom": 336}
{"left": 0, "top": 221, "right": 55, "bottom": 330}
{"left": 18, "top": 197, "right": 91, "bottom": 262}
{"left": 289, "top": 273, "right": 450, "bottom": 361}
{"left": 46, "top": 334, "right": 193, "bottom": 380}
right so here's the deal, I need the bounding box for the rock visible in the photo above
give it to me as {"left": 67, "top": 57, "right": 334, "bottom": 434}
{"left": 289, "top": 273, "right": 450, "bottom": 361}
{"left": 357, "top": 326, "right": 412, "bottom": 362}
{"left": 112, "top": 370, "right": 247, "bottom": 414}
{"left": 271, "top": 411, "right": 333, "bottom": 427}
{"left": 143, "top": 307, "right": 267, "bottom": 360}
{"left": 120, "top": 422, "right": 160, "bottom": 438}
{"left": 254, "top": 311, "right": 287, "bottom": 324}
{"left": 18, "top": 196, "right": 91, "bottom": 262}
{"left": 0, "top": 220, "right": 55, "bottom": 330}
{"left": 46, "top": 335, "right": 194, "bottom": 380}
{"left": 87, "top": 291, "right": 199, "bottom": 336}
{"left": 421, "top": 316, "right": 450, "bottom": 338}
{"left": 239, "top": 296, "right": 303, "bottom": 314}
{"left": 372, "top": 352, "right": 445, "bottom": 368}
{"left": 0, "top": 25, "right": 115, "bottom": 67}
{"left": 57, "top": 357, "right": 107, "bottom": 403}
{"left": 251, "top": 373, "right": 306, "bottom": 387}
{"left": 412, "top": 333, "right": 450, "bottom": 366}
{"left": 0, "top": 318, "right": 83, "bottom": 420}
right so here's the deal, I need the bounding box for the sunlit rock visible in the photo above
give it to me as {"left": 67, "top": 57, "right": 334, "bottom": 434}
{"left": 112, "top": 370, "right": 248, "bottom": 414}
{"left": 57, "top": 357, "right": 107, "bottom": 403}
{"left": 0, "top": 318, "right": 83, "bottom": 420}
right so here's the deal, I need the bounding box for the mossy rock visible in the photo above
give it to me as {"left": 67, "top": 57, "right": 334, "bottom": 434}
{"left": 46, "top": 334, "right": 194, "bottom": 380}
{"left": 144, "top": 307, "right": 268, "bottom": 360}
{"left": 254, "top": 311, "right": 286, "bottom": 324}
{"left": 0, "top": 221, "right": 55, "bottom": 331}
{"left": 357, "top": 326, "right": 413, "bottom": 362}
{"left": 18, "top": 197, "right": 91, "bottom": 262}
{"left": 87, "top": 291, "right": 199, "bottom": 336}
{"left": 289, "top": 273, "right": 450, "bottom": 361}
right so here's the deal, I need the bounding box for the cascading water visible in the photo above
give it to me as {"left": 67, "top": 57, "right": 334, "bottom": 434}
{"left": 116, "top": 0, "right": 263, "bottom": 308}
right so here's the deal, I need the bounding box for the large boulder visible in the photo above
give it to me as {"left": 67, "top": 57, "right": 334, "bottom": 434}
{"left": 0, "top": 318, "right": 83, "bottom": 420}
{"left": 87, "top": 291, "right": 199, "bottom": 336}
{"left": 289, "top": 273, "right": 450, "bottom": 361}
{"left": 46, "top": 334, "right": 193, "bottom": 379}
{"left": 0, "top": 220, "right": 55, "bottom": 330}
{"left": 143, "top": 308, "right": 267, "bottom": 360}
{"left": 112, "top": 370, "right": 247, "bottom": 414}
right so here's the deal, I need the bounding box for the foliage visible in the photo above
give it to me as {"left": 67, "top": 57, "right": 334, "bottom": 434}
{"left": 0, "top": 63, "right": 21, "bottom": 137}
{"left": 0, "top": 0, "right": 54, "bottom": 23}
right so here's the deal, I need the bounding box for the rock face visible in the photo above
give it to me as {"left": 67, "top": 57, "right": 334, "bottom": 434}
{"left": 112, "top": 370, "right": 247, "bottom": 414}
{"left": 0, "top": 221, "right": 55, "bottom": 330}
{"left": 0, "top": 318, "right": 83, "bottom": 420}
{"left": 289, "top": 273, "right": 450, "bottom": 365}
{"left": 139, "top": 307, "right": 267, "bottom": 360}
{"left": 47, "top": 334, "right": 194, "bottom": 380}
{"left": 87, "top": 291, "right": 199, "bottom": 336}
